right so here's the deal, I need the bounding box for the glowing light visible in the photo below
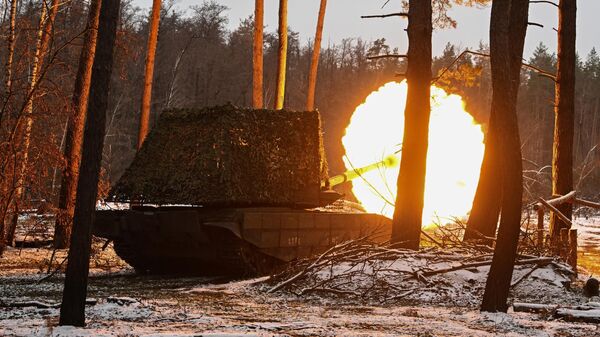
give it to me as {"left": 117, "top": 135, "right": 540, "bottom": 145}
{"left": 341, "top": 81, "right": 485, "bottom": 226}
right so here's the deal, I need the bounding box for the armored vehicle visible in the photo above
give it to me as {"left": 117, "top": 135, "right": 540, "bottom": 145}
{"left": 93, "top": 105, "right": 392, "bottom": 275}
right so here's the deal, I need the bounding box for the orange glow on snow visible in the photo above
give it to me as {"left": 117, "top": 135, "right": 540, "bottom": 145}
{"left": 342, "top": 81, "right": 485, "bottom": 226}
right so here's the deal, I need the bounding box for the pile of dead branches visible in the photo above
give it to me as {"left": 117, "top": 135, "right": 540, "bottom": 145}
{"left": 264, "top": 237, "right": 576, "bottom": 306}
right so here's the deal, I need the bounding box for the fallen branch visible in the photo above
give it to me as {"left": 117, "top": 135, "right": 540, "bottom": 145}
{"left": 574, "top": 198, "right": 600, "bottom": 210}
{"left": 0, "top": 298, "right": 97, "bottom": 309}
{"left": 555, "top": 308, "right": 600, "bottom": 323}
{"left": 537, "top": 197, "right": 573, "bottom": 227}
{"left": 534, "top": 191, "right": 577, "bottom": 210}
{"left": 268, "top": 239, "right": 365, "bottom": 293}
{"left": 513, "top": 302, "right": 558, "bottom": 313}
{"left": 511, "top": 264, "right": 542, "bottom": 288}
{"left": 421, "top": 257, "right": 553, "bottom": 277}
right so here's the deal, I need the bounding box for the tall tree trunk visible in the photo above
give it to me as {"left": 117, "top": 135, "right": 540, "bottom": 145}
{"left": 6, "top": 0, "right": 60, "bottom": 245}
{"left": 306, "top": 0, "right": 327, "bottom": 111}
{"left": 550, "top": 0, "right": 576, "bottom": 238}
{"left": 274, "top": 0, "right": 287, "bottom": 110}
{"left": 252, "top": 0, "right": 263, "bottom": 109}
{"left": 464, "top": 0, "right": 531, "bottom": 242}
{"left": 54, "top": 0, "right": 102, "bottom": 249}
{"left": 1, "top": 0, "right": 17, "bottom": 122}
{"left": 391, "top": 0, "right": 432, "bottom": 249}
{"left": 59, "top": 0, "right": 120, "bottom": 327}
{"left": 463, "top": 124, "right": 502, "bottom": 241}
{"left": 137, "top": 0, "right": 161, "bottom": 149}
{"left": 481, "top": 0, "right": 528, "bottom": 312}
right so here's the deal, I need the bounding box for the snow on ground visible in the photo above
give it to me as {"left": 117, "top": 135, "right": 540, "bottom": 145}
{"left": 573, "top": 213, "right": 600, "bottom": 275}
{"left": 2, "top": 245, "right": 600, "bottom": 336}
{"left": 1, "top": 212, "right": 599, "bottom": 336}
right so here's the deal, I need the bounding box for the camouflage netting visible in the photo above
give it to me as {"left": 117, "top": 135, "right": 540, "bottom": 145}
{"left": 109, "top": 104, "right": 328, "bottom": 207}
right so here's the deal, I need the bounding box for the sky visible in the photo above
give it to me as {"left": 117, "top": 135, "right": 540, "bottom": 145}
{"left": 134, "top": 0, "right": 600, "bottom": 59}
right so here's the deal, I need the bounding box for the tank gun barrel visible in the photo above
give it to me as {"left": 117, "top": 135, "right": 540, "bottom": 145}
{"left": 323, "top": 154, "right": 400, "bottom": 188}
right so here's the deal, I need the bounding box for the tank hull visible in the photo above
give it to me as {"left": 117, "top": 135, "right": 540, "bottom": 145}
{"left": 93, "top": 207, "right": 391, "bottom": 275}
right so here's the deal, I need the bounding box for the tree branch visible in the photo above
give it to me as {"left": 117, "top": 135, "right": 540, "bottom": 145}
{"left": 361, "top": 12, "right": 408, "bottom": 19}
{"left": 529, "top": 0, "right": 559, "bottom": 8}
{"left": 432, "top": 49, "right": 557, "bottom": 84}
{"left": 367, "top": 54, "right": 408, "bottom": 60}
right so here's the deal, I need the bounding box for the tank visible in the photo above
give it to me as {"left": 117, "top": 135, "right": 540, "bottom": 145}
{"left": 93, "top": 105, "right": 393, "bottom": 275}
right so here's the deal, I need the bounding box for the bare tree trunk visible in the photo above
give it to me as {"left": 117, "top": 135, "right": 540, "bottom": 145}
{"left": 6, "top": 0, "right": 60, "bottom": 245}
{"left": 54, "top": 0, "right": 102, "bottom": 249}
{"left": 252, "top": 0, "right": 263, "bottom": 109}
{"left": 463, "top": 124, "right": 502, "bottom": 241}
{"left": 550, "top": 0, "right": 576, "bottom": 238}
{"left": 391, "top": 0, "right": 432, "bottom": 249}
{"left": 59, "top": 0, "right": 120, "bottom": 327}
{"left": 306, "top": 0, "right": 327, "bottom": 111}
{"left": 137, "top": 0, "right": 161, "bottom": 149}
{"left": 481, "top": 0, "right": 528, "bottom": 312}
{"left": 274, "top": 0, "right": 287, "bottom": 110}
{"left": 1, "top": 0, "right": 17, "bottom": 120}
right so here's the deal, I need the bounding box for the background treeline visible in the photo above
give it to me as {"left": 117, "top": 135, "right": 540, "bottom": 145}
{"left": 0, "top": 0, "right": 598, "bottom": 217}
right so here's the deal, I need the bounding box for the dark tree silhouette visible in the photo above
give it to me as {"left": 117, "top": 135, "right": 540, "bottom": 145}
{"left": 59, "top": 0, "right": 120, "bottom": 326}
{"left": 391, "top": 0, "right": 432, "bottom": 249}
{"left": 481, "top": 0, "right": 529, "bottom": 312}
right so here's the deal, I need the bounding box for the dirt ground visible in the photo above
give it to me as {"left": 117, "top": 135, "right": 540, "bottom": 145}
{"left": 1, "top": 243, "right": 599, "bottom": 337}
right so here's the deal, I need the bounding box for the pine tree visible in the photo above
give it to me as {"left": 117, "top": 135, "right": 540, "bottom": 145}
{"left": 274, "top": 0, "right": 288, "bottom": 110}
{"left": 481, "top": 0, "right": 529, "bottom": 312}
{"left": 391, "top": 0, "right": 433, "bottom": 249}
{"left": 137, "top": 0, "right": 162, "bottom": 149}
{"left": 306, "top": 0, "right": 327, "bottom": 111}
{"left": 253, "top": 0, "right": 264, "bottom": 108}
{"left": 59, "top": 0, "right": 120, "bottom": 326}
{"left": 54, "top": 0, "right": 102, "bottom": 249}
{"left": 550, "top": 0, "right": 577, "bottom": 238}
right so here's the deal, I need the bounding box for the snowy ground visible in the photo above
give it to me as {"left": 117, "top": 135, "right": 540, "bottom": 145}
{"left": 1, "top": 212, "right": 599, "bottom": 336}
{"left": 573, "top": 213, "right": 600, "bottom": 275}
{"left": 1, "top": 244, "right": 599, "bottom": 337}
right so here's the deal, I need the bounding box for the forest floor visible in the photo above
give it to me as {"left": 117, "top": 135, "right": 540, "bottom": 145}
{"left": 0, "top": 213, "right": 599, "bottom": 337}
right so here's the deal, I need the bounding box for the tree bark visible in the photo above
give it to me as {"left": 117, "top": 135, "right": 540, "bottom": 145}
{"left": 0, "top": 0, "right": 17, "bottom": 122}
{"left": 274, "top": 0, "right": 287, "bottom": 110}
{"left": 54, "top": 0, "right": 102, "bottom": 249}
{"left": 481, "top": 0, "right": 528, "bottom": 313}
{"left": 464, "top": 0, "right": 531, "bottom": 242}
{"left": 306, "top": 0, "right": 327, "bottom": 111}
{"left": 463, "top": 124, "right": 502, "bottom": 241}
{"left": 550, "top": 0, "right": 576, "bottom": 238}
{"left": 137, "top": 0, "right": 161, "bottom": 149}
{"left": 252, "top": 0, "right": 264, "bottom": 109}
{"left": 59, "top": 0, "right": 120, "bottom": 327}
{"left": 391, "top": 0, "right": 432, "bottom": 249}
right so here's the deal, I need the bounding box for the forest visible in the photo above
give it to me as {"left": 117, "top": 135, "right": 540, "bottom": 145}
{"left": 0, "top": 0, "right": 599, "bottom": 336}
